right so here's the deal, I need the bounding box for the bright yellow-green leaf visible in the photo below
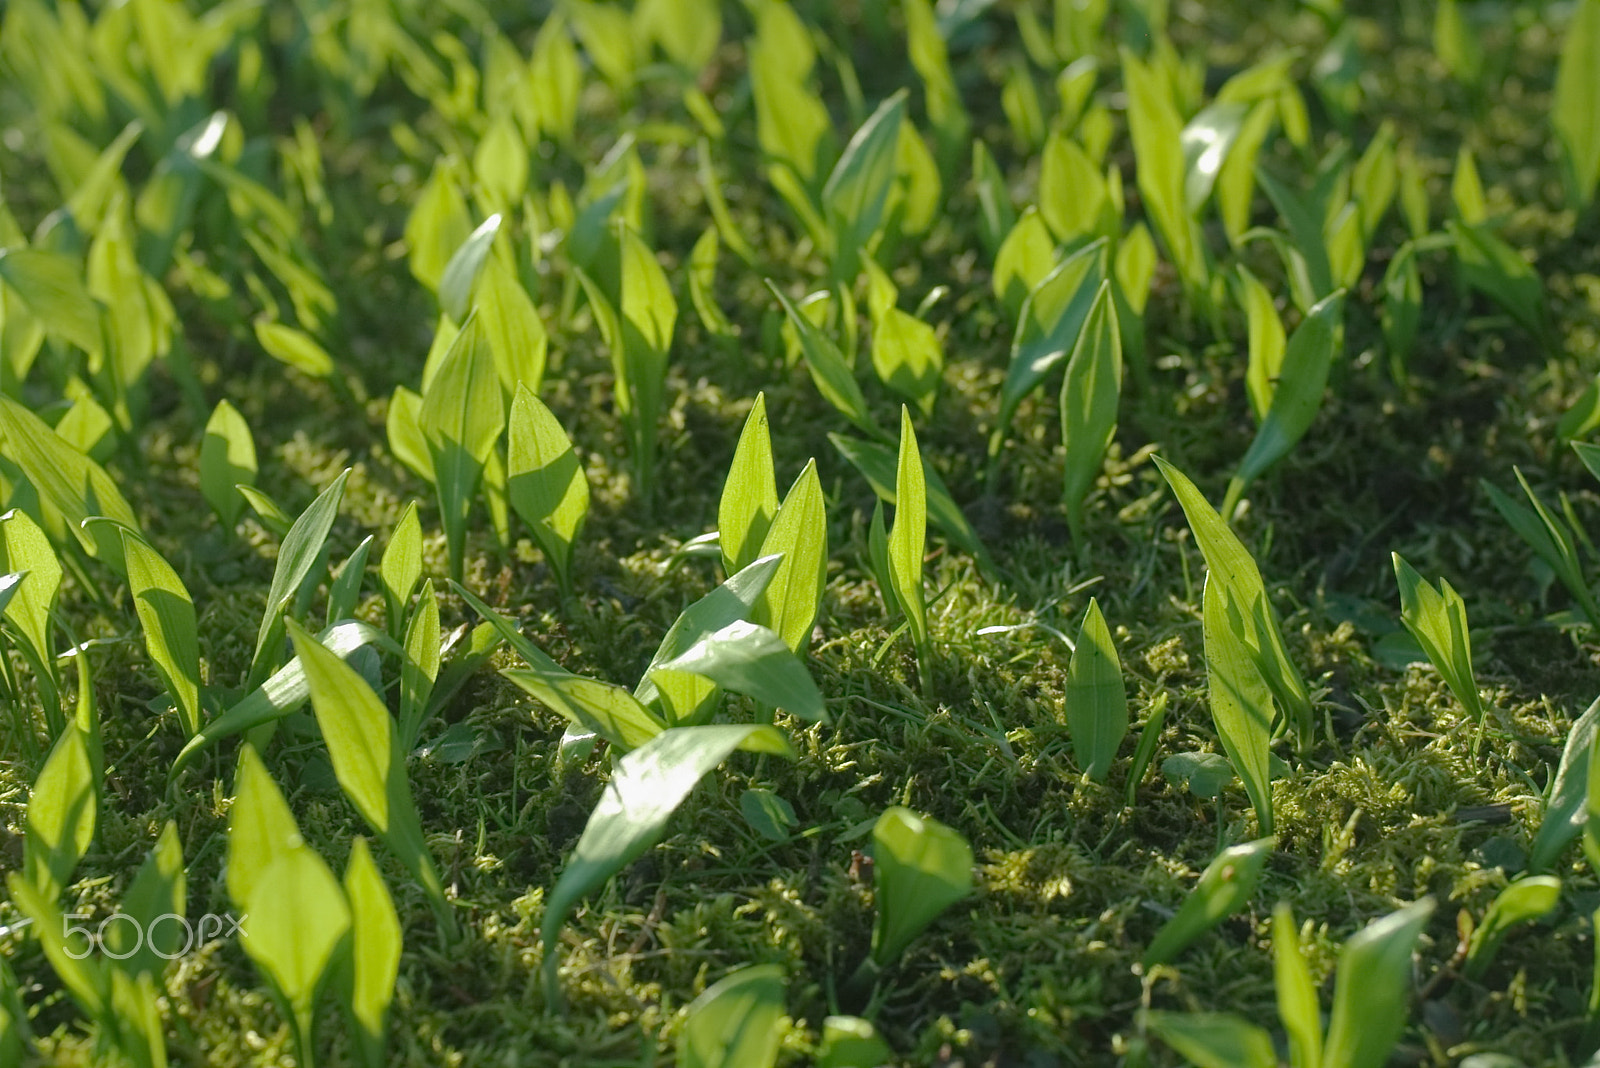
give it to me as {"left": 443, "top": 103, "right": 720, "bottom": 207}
{"left": 1066, "top": 597, "right": 1126, "bottom": 782}
{"left": 343, "top": 836, "right": 402, "bottom": 1058}
{"left": 869, "top": 806, "right": 972, "bottom": 967}
{"left": 754, "top": 459, "right": 827, "bottom": 655}
{"left": 121, "top": 530, "right": 202, "bottom": 737}
{"left": 1059, "top": 282, "right": 1121, "bottom": 540}
{"left": 253, "top": 318, "right": 334, "bottom": 377}
{"left": 719, "top": 393, "right": 778, "bottom": 577}
{"left": 200, "top": 399, "right": 256, "bottom": 526}
{"left": 507, "top": 383, "right": 588, "bottom": 598}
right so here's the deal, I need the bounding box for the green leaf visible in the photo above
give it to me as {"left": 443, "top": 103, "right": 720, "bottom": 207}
{"left": 817, "top": 1015, "right": 893, "bottom": 1068}
{"left": 869, "top": 806, "right": 973, "bottom": 967}
{"left": 1256, "top": 168, "right": 1335, "bottom": 305}
{"left": 1382, "top": 241, "right": 1422, "bottom": 380}
{"left": 343, "top": 836, "right": 402, "bottom": 1064}
{"left": 22, "top": 716, "right": 96, "bottom": 898}
{"left": 871, "top": 307, "right": 943, "bottom": 418}
{"left": 200, "top": 399, "right": 257, "bottom": 526}
{"left": 1066, "top": 598, "right": 1126, "bottom": 782}
{"left": 727, "top": 461, "right": 818, "bottom": 658}
{"left": 1038, "top": 130, "right": 1109, "bottom": 243}
{"left": 108, "top": 821, "right": 185, "bottom": 979}
{"left": 829, "top": 432, "right": 993, "bottom": 573}
{"left": 1059, "top": 282, "right": 1122, "bottom": 540}
{"left": 226, "top": 743, "right": 302, "bottom": 911}
{"left": 507, "top": 384, "right": 588, "bottom": 599}
{"left": 1556, "top": 0, "right": 1600, "bottom": 207}
{"left": 542, "top": 724, "right": 796, "bottom": 1004}
{"left": 719, "top": 393, "right": 778, "bottom": 577}
{"left": 386, "top": 387, "right": 434, "bottom": 483}
{"left": 636, "top": 554, "right": 785, "bottom": 724}
{"left": 1202, "top": 577, "right": 1276, "bottom": 833}
{"left": 248, "top": 468, "right": 349, "bottom": 687}
{"left": 286, "top": 618, "right": 392, "bottom": 828}
{"left": 1181, "top": 101, "right": 1250, "bottom": 213}
{"left": 991, "top": 208, "right": 1055, "bottom": 315}
{"left": 1392, "top": 552, "right": 1485, "bottom": 728}
{"left": 636, "top": 0, "right": 722, "bottom": 70}
{"left": 1435, "top": 0, "right": 1484, "bottom": 86}
{"left": 1144, "top": 1012, "right": 1277, "bottom": 1068}
{"left": 253, "top": 318, "right": 333, "bottom": 377}
{"left": 766, "top": 280, "right": 880, "bottom": 438}
{"left": 1143, "top": 838, "right": 1274, "bottom": 966}
{"left": 1122, "top": 48, "right": 1205, "bottom": 292}
{"left": 889, "top": 408, "right": 929, "bottom": 669}
{"left": 0, "top": 955, "right": 29, "bottom": 1063}
{"left": 474, "top": 118, "right": 528, "bottom": 216}
{"left": 0, "top": 508, "right": 60, "bottom": 687}
{"left": 404, "top": 157, "right": 472, "bottom": 291}
{"left": 0, "top": 393, "right": 139, "bottom": 571}
{"left": 1155, "top": 455, "right": 1313, "bottom": 749}
{"left": 1398, "top": 142, "right": 1430, "bottom": 239}
{"left": 1322, "top": 899, "right": 1435, "bottom": 1068}
{"left": 0, "top": 248, "right": 102, "bottom": 353}
{"left": 168, "top": 623, "right": 397, "bottom": 779}
{"left": 504, "top": 666, "right": 667, "bottom": 750}
{"left": 327, "top": 534, "right": 374, "bottom": 626}
{"left": 438, "top": 213, "right": 502, "bottom": 324}
{"left": 1448, "top": 220, "right": 1546, "bottom": 337}
{"left": 1162, "top": 751, "right": 1236, "bottom": 800}
{"left": 241, "top": 841, "right": 351, "bottom": 1056}
{"left": 821, "top": 90, "right": 907, "bottom": 277}
{"left": 478, "top": 252, "right": 548, "bottom": 395}
{"left": 380, "top": 500, "right": 422, "bottom": 639}
{"left": 1529, "top": 695, "right": 1600, "bottom": 872}
{"left": 1464, "top": 876, "right": 1561, "bottom": 980}
{"left": 1225, "top": 290, "right": 1345, "bottom": 517}
{"left": 6, "top": 872, "right": 105, "bottom": 1021}
{"left": 288, "top": 617, "right": 453, "bottom": 936}
{"left": 661, "top": 619, "right": 826, "bottom": 722}
{"left": 1577, "top": 440, "right": 1600, "bottom": 483}
{"left": 1482, "top": 470, "right": 1600, "bottom": 628}
{"left": 1126, "top": 692, "right": 1171, "bottom": 807}
{"left": 1236, "top": 265, "right": 1286, "bottom": 423}
{"left": 740, "top": 787, "right": 797, "bottom": 842}
{"left": 678, "top": 964, "right": 787, "bottom": 1068}
{"left": 420, "top": 312, "right": 503, "bottom": 583}
{"left": 1217, "top": 100, "right": 1278, "bottom": 246}
{"left": 399, "top": 578, "right": 440, "bottom": 750}
{"left": 1451, "top": 146, "right": 1487, "bottom": 225}
{"left": 1273, "top": 902, "right": 1323, "bottom": 1068}
{"left": 121, "top": 530, "right": 202, "bottom": 737}
{"left": 688, "top": 227, "right": 734, "bottom": 338}
{"left": 995, "top": 238, "right": 1108, "bottom": 460}
{"left": 1353, "top": 122, "right": 1398, "bottom": 241}
{"left": 971, "top": 141, "right": 1017, "bottom": 258}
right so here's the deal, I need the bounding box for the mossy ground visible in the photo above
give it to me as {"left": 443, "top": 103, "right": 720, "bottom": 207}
{"left": 4, "top": 1, "right": 1600, "bottom": 1065}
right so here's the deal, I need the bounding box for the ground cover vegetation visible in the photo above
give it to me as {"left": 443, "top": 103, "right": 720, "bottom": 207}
{"left": 4, "top": 0, "right": 1600, "bottom": 1064}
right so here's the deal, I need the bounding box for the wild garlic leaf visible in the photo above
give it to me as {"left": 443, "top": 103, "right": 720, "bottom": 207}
{"left": 718, "top": 393, "right": 779, "bottom": 578}
{"left": 1066, "top": 598, "right": 1126, "bottom": 783}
